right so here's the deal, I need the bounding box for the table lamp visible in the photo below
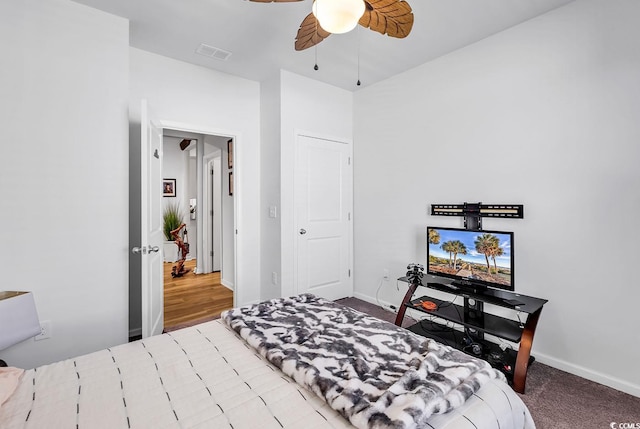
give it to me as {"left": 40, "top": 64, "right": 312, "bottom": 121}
{"left": 0, "top": 291, "right": 41, "bottom": 367}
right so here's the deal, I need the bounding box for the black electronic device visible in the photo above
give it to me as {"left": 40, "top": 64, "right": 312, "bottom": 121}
{"left": 487, "top": 350, "right": 506, "bottom": 367}
{"left": 465, "top": 298, "right": 484, "bottom": 322}
{"left": 463, "top": 342, "right": 484, "bottom": 357}
{"left": 461, "top": 331, "right": 489, "bottom": 357}
{"left": 405, "top": 263, "right": 424, "bottom": 285}
{"left": 427, "top": 226, "right": 514, "bottom": 293}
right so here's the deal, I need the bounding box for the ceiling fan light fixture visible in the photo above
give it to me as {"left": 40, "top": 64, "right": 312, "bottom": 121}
{"left": 312, "top": 0, "right": 365, "bottom": 34}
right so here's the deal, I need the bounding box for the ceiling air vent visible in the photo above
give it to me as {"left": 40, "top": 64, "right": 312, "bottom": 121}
{"left": 195, "top": 43, "right": 232, "bottom": 61}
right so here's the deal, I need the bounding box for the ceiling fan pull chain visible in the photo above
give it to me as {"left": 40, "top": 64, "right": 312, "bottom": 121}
{"left": 314, "top": 16, "right": 319, "bottom": 71}
{"left": 314, "top": 45, "right": 319, "bottom": 70}
{"left": 356, "top": 26, "right": 361, "bottom": 86}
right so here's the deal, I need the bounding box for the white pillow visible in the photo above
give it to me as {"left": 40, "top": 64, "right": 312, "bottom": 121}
{"left": 0, "top": 367, "right": 24, "bottom": 406}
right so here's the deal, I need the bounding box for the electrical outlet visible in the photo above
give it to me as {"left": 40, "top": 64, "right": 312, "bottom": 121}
{"left": 383, "top": 269, "right": 389, "bottom": 280}
{"left": 35, "top": 320, "right": 52, "bottom": 341}
{"left": 271, "top": 271, "right": 278, "bottom": 285}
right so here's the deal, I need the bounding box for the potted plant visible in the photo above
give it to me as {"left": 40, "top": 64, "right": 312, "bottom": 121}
{"left": 163, "top": 202, "right": 183, "bottom": 263}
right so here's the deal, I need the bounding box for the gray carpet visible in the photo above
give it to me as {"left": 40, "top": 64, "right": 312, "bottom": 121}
{"left": 335, "top": 297, "right": 640, "bottom": 429}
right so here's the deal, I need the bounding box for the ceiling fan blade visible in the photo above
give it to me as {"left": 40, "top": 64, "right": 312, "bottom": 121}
{"left": 359, "top": 0, "right": 414, "bottom": 39}
{"left": 295, "top": 13, "right": 331, "bottom": 51}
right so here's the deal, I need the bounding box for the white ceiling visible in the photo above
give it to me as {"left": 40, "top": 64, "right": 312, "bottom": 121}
{"left": 71, "top": 0, "right": 575, "bottom": 91}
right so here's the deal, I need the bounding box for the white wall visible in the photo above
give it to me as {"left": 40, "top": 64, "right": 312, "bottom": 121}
{"left": 162, "top": 136, "right": 191, "bottom": 261}
{"left": 353, "top": 0, "right": 640, "bottom": 396}
{"left": 0, "top": 0, "right": 129, "bottom": 368}
{"left": 280, "top": 71, "right": 354, "bottom": 298}
{"left": 204, "top": 135, "right": 235, "bottom": 287}
{"left": 129, "top": 48, "right": 260, "bottom": 306}
{"left": 163, "top": 136, "right": 190, "bottom": 226}
{"left": 187, "top": 152, "right": 197, "bottom": 260}
{"left": 260, "top": 74, "right": 282, "bottom": 300}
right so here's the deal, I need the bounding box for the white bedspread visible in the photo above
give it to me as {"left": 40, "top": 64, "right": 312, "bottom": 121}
{"left": 0, "top": 319, "right": 534, "bottom": 429}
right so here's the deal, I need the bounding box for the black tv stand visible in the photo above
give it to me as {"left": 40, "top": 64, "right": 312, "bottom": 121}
{"left": 395, "top": 277, "right": 547, "bottom": 394}
{"left": 425, "top": 281, "right": 534, "bottom": 310}
{"left": 450, "top": 281, "right": 487, "bottom": 294}
{"left": 433, "top": 282, "right": 460, "bottom": 291}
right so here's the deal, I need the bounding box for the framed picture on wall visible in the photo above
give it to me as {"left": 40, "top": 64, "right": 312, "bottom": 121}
{"left": 229, "top": 172, "right": 233, "bottom": 196}
{"left": 163, "top": 178, "right": 176, "bottom": 197}
{"left": 227, "top": 139, "right": 233, "bottom": 169}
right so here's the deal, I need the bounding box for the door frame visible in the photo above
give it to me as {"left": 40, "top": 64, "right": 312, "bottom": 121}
{"left": 155, "top": 120, "right": 239, "bottom": 308}
{"left": 202, "top": 150, "right": 222, "bottom": 274}
{"left": 290, "top": 130, "right": 354, "bottom": 299}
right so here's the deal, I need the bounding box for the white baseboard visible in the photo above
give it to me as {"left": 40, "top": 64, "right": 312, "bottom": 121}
{"left": 353, "top": 292, "right": 640, "bottom": 398}
{"left": 533, "top": 352, "right": 640, "bottom": 398}
{"left": 353, "top": 292, "right": 398, "bottom": 313}
{"left": 221, "top": 279, "right": 234, "bottom": 291}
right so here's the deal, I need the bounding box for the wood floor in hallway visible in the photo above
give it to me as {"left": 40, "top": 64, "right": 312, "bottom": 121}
{"left": 163, "top": 259, "right": 234, "bottom": 331}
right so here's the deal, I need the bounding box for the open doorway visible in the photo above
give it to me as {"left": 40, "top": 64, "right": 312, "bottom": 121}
{"left": 161, "top": 130, "right": 234, "bottom": 330}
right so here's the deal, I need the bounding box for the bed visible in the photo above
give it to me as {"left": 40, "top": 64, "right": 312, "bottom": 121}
{"left": 0, "top": 294, "right": 534, "bottom": 429}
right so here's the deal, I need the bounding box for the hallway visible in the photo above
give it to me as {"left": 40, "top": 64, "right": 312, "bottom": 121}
{"left": 163, "top": 259, "right": 233, "bottom": 331}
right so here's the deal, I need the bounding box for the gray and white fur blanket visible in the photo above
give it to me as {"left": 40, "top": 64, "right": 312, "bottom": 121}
{"left": 222, "top": 294, "right": 505, "bottom": 429}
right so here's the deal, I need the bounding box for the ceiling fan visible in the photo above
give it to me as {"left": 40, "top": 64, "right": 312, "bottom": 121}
{"left": 249, "top": 0, "right": 414, "bottom": 51}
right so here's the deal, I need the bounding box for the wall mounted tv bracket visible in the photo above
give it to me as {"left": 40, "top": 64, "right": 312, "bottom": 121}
{"left": 431, "top": 202, "right": 524, "bottom": 231}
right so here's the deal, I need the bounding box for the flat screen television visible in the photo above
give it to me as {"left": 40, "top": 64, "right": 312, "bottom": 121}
{"left": 427, "top": 226, "right": 514, "bottom": 292}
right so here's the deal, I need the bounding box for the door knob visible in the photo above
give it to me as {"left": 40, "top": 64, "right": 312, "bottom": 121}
{"left": 299, "top": 228, "right": 307, "bottom": 235}
{"left": 131, "top": 246, "right": 146, "bottom": 254}
{"left": 148, "top": 246, "right": 160, "bottom": 253}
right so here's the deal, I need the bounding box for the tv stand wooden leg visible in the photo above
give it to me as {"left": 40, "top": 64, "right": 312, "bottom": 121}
{"left": 513, "top": 308, "right": 543, "bottom": 394}
{"left": 395, "top": 282, "right": 418, "bottom": 327}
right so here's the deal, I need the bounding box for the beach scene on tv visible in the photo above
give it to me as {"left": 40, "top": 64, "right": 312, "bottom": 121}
{"left": 427, "top": 228, "right": 513, "bottom": 288}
